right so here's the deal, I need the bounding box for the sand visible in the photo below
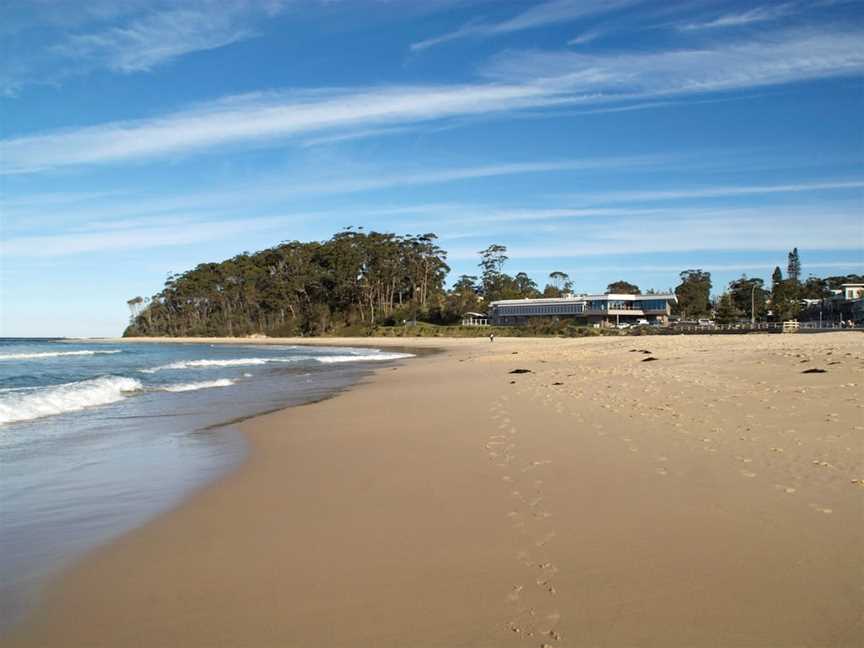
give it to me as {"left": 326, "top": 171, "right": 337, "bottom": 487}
{"left": 5, "top": 333, "right": 864, "bottom": 647}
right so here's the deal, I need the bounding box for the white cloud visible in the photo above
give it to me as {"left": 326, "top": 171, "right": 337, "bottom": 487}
{"left": 1, "top": 156, "right": 666, "bottom": 233}
{"left": 411, "top": 0, "right": 637, "bottom": 51}
{"left": 2, "top": 1, "right": 285, "bottom": 95}
{"left": 483, "top": 29, "right": 864, "bottom": 97}
{"left": 679, "top": 4, "right": 798, "bottom": 31}
{"left": 0, "top": 84, "right": 578, "bottom": 174}
{"left": 4, "top": 29, "right": 862, "bottom": 174}
{"left": 562, "top": 179, "right": 864, "bottom": 204}
{"left": 52, "top": 8, "right": 255, "bottom": 73}
{"left": 443, "top": 207, "right": 864, "bottom": 259}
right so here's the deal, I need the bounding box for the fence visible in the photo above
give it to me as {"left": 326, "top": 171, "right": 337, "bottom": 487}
{"left": 671, "top": 320, "right": 860, "bottom": 334}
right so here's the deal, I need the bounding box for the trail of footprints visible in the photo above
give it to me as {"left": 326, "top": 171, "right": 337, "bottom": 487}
{"left": 489, "top": 396, "right": 563, "bottom": 647}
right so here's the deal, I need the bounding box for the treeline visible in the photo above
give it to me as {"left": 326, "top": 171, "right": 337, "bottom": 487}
{"left": 712, "top": 248, "right": 862, "bottom": 324}
{"left": 125, "top": 230, "right": 450, "bottom": 336}
{"left": 125, "top": 235, "right": 859, "bottom": 336}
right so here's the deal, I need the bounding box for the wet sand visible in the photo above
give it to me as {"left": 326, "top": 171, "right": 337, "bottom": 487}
{"left": 6, "top": 333, "right": 864, "bottom": 647}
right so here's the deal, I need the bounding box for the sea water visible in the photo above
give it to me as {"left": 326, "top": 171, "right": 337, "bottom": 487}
{"left": 0, "top": 338, "right": 412, "bottom": 631}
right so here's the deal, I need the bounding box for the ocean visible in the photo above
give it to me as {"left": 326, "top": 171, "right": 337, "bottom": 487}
{"left": 0, "top": 338, "right": 413, "bottom": 631}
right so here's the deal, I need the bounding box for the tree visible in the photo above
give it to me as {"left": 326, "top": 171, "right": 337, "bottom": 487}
{"left": 478, "top": 244, "right": 509, "bottom": 301}
{"left": 770, "top": 266, "right": 800, "bottom": 321}
{"left": 714, "top": 293, "right": 740, "bottom": 324}
{"left": 514, "top": 272, "right": 540, "bottom": 298}
{"left": 606, "top": 280, "right": 640, "bottom": 294}
{"left": 787, "top": 247, "right": 801, "bottom": 283}
{"left": 729, "top": 275, "right": 767, "bottom": 321}
{"left": 675, "top": 270, "right": 712, "bottom": 319}
{"left": 801, "top": 276, "right": 829, "bottom": 299}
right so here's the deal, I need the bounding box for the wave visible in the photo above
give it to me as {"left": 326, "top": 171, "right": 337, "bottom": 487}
{"left": 314, "top": 352, "right": 414, "bottom": 363}
{"left": 140, "top": 357, "right": 299, "bottom": 373}
{"left": 0, "top": 376, "right": 142, "bottom": 425}
{"left": 0, "top": 350, "right": 122, "bottom": 361}
{"left": 158, "top": 379, "right": 235, "bottom": 393}
{"left": 140, "top": 350, "right": 413, "bottom": 373}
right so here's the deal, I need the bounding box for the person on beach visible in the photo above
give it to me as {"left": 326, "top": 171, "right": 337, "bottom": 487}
{"left": 489, "top": 332, "right": 495, "bottom": 343}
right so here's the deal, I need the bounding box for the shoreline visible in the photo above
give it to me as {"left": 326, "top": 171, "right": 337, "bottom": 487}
{"left": 6, "top": 334, "right": 863, "bottom": 646}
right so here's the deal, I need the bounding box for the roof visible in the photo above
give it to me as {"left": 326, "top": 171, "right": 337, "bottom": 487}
{"left": 489, "top": 293, "right": 677, "bottom": 306}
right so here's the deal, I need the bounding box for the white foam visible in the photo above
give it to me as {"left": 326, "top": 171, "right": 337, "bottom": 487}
{"left": 0, "top": 376, "right": 142, "bottom": 425}
{"left": 0, "top": 350, "right": 122, "bottom": 361}
{"left": 140, "top": 357, "right": 300, "bottom": 373}
{"left": 159, "top": 379, "right": 236, "bottom": 393}
{"left": 315, "top": 352, "right": 414, "bottom": 364}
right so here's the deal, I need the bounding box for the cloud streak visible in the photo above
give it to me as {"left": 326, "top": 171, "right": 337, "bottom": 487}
{"left": 410, "top": 0, "right": 637, "bottom": 51}
{"left": 4, "top": 29, "right": 862, "bottom": 174}
{"left": 563, "top": 179, "right": 864, "bottom": 204}
{"left": 0, "top": 84, "right": 576, "bottom": 174}
{"left": 484, "top": 29, "right": 864, "bottom": 97}
{"left": 2, "top": 1, "right": 285, "bottom": 95}
{"left": 679, "top": 3, "right": 798, "bottom": 31}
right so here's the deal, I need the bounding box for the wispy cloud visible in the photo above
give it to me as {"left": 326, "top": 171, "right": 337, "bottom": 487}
{"left": 562, "top": 179, "right": 864, "bottom": 204}
{"left": 0, "top": 84, "right": 576, "bottom": 174}
{"left": 1, "top": 156, "right": 667, "bottom": 232}
{"left": 484, "top": 28, "right": 864, "bottom": 97}
{"left": 411, "top": 0, "right": 637, "bottom": 51}
{"left": 2, "top": 1, "right": 285, "bottom": 95}
{"left": 443, "top": 206, "right": 864, "bottom": 259}
{"left": 679, "top": 3, "right": 799, "bottom": 31}
{"left": 6, "top": 202, "right": 860, "bottom": 259}
{"left": 52, "top": 8, "right": 255, "bottom": 73}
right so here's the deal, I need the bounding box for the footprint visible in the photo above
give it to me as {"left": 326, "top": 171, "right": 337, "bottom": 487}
{"left": 536, "top": 532, "right": 556, "bottom": 547}
{"left": 740, "top": 470, "right": 757, "bottom": 478}
{"left": 507, "top": 584, "right": 524, "bottom": 601}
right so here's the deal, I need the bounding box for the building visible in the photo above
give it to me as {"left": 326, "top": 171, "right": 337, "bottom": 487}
{"left": 801, "top": 283, "right": 864, "bottom": 326}
{"left": 488, "top": 293, "right": 676, "bottom": 327}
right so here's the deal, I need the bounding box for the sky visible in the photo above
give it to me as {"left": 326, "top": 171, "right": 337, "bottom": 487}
{"left": 1, "top": 0, "right": 862, "bottom": 337}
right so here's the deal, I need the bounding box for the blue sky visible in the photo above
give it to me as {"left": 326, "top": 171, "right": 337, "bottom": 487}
{"left": 1, "top": 0, "right": 862, "bottom": 336}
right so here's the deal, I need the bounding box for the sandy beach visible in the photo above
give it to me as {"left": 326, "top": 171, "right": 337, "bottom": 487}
{"left": 5, "top": 333, "right": 863, "bottom": 647}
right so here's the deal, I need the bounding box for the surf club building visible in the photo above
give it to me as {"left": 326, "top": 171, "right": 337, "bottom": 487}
{"left": 488, "top": 293, "right": 677, "bottom": 327}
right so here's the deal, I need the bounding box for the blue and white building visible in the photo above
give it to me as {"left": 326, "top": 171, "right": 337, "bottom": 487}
{"left": 489, "top": 293, "right": 676, "bottom": 327}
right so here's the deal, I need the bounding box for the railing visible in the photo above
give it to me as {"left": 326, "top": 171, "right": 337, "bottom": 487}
{"left": 671, "top": 321, "right": 861, "bottom": 334}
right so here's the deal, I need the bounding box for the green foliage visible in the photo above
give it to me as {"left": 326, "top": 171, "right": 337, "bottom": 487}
{"left": 606, "top": 280, "right": 640, "bottom": 294}
{"left": 124, "top": 230, "right": 449, "bottom": 337}
{"left": 728, "top": 275, "right": 768, "bottom": 321}
{"left": 787, "top": 247, "right": 801, "bottom": 283}
{"left": 675, "top": 270, "right": 712, "bottom": 318}
{"left": 714, "top": 293, "right": 741, "bottom": 324}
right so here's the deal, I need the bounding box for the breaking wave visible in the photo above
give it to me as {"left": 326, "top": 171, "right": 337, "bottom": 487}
{"left": 314, "top": 352, "right": 414, "bottom": 363}
{"left": 140, "top": 357, "right": 300, "bottom": 373}
{"left": 159, "top": 379, "right": 235, "bottom": 393}
{"left": 0, "top": 376, "right": 142, "bottom": 425}
{"left": 0, "top": 350, "right": 122, "bottom": 361}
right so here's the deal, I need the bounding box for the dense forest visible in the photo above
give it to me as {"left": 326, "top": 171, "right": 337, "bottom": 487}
{"left": 124, "top": 233, "right": 862, "bottom": 337}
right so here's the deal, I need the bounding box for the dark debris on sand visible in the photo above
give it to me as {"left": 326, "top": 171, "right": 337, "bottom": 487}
{"left": 802, "top": 368, "right": 827, "bottom": 374}
{"left": 509, "top": 369, "right": 532, "bottom": 374}
{"left": 642, "top": 357, "right": 658, "bottom": 362}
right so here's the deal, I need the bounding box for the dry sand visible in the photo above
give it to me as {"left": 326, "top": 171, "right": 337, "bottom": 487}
{"left": 5, "top": 333, "right": 864, "bottom": 647}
